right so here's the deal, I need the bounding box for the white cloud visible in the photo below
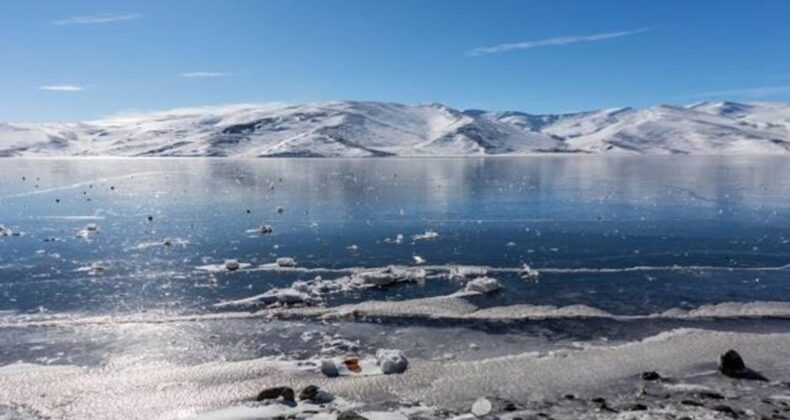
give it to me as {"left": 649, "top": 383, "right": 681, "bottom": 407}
{"left": 178, "top": 72, "right": 235, "bottom": 78}
{"left": 687, "top": 85, "right": 790, "bottom": 99}
{"left": 53, "top": 12, "right": 141, "bottom": 25}
{"left": 468, "top": 28, "right": 651, "bottom": 56}
{"left": 38, "top": 85, "right": 85, "bottom": 92}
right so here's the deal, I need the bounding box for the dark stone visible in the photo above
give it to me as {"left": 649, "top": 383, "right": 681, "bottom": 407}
{"left": 641, "top": 371, "right": 661, "bottom": 381}
{"left": 720, "top": 350, "right": 747, "bottom": 373}
{"left": 256, "top": 386, "right": 295, "bottom": 402}
{"left": 630, "top": 403, "right": 648, "bottom": 411}
{"left": 563, "top": 394, "right": 576, "bottom": 400}
{"left": 298, "top": 385, "right": 320, "bottom": 401}
{"left": 697, "top": 391, "right": 726, "bottom": 400}
{"left": 681, "top": 400, "right": 703, "bottom": 407}
{"left": 711, "top": 404, "right": 739, "bottom": 418}
{"left": 719, "top": 349, "right": 769, "bottom": 381}
{"left": 503, "top": 402, "right": 518, "bottom": 412}
{"left": 591, "top": 397, "right": 606, "bottom": 403}
{"left": 598, "top": 402, "right": 618, "bottom": 413}
{"left": 337, "top": 411, "right": 368, "bottom": 420}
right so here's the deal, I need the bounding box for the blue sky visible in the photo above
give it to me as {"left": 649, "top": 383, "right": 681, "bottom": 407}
{"left": 1, "top": 0, "right": 789, "bottom": 121}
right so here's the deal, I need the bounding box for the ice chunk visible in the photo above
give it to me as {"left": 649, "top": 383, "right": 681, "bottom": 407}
{"left": 521, "top": 264, "right": 540, "bottom": 279}
{"left": 385, "top": 234, "right": 404, "bottom": 244}
{"left": 224, "top": 259, "right": 241, "bottom": 271}
{"left": 412, "top": 230, "right": 439, "bottom": 241}
{"left": 413, "top": 255, "right": 426, "bottom": 265}
{"left": 348, "top": 266, "right": 426, "bottom": 288}
{"left": 376, "top": 349, "right": 408, "bottom": 374}
{"left": 464, "top": 277, "right": 502, "bottom": 294}
{"left": 449, "top": 266, "right": 488, "bottom": 280}
{"left": 276, "top": 257, "right": 297, "bottom": 267}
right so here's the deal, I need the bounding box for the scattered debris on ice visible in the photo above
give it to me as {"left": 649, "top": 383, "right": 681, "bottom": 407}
{"left": 0, "top": 225, "right": 22, "bottom": 237}
{"left": 412, "top": 230, "right": 439, "bottom": 241}
{"left": 75, "top": 262, "right": 107, "bottom": 275}
{"left": 76, "top": 223, "right": 99, "bottom": 240}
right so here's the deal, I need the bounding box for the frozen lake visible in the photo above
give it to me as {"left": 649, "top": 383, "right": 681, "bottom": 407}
{"left": 2, "top": 156, "right": 790, "bottom": 419}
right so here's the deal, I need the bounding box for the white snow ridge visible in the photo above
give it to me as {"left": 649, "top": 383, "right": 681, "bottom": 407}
{"left": 2, "top": 100, "right": 790, "bottom": 157}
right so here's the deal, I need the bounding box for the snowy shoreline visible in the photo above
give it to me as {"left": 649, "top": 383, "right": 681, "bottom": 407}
{"left": 2, "top": 327, "right": 790, "bottom": 419}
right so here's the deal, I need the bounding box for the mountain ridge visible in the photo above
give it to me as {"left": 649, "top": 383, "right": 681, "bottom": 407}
{"left": 2, "top": 100, "right": 790, "bottom": 157}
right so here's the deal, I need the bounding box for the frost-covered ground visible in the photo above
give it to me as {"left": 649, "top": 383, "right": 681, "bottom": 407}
{"left": 2, "top": 157, "right": 790, "bottom": 419}
{"left": 2, "top": 101, "right": 790, "bottom": 157}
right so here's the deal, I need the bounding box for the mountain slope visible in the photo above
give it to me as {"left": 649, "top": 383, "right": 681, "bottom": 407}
{"left": 2, "top": 101, "right": 789, "bottom": 157}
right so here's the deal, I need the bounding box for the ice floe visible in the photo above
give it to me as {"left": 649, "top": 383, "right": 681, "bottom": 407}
{"left": 462, "top": 277, "right": 502, "bottom": 294}
{"left": 195, "top": 260, "right": 253, "bottom": 273}
{"left": 215, "top": 266, "right": 427, "bottom": 308}
{"left": 412, "top": 230, "right": 439, "bottom": 241}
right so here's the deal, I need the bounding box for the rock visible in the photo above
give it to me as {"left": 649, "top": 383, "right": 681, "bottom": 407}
{"left": 641, "top": 371, "right": 661, "bottom": 381}
{"left": 255, "top": 386, "right": 295, "bottom": 402}
{"left": 681, "top": 400, "right": 703, "bottom": 407}
{"left": 376, "top": 349, "right": 408, "bottom": 374}
{"left": 503, "top": 402, "right": 518, "bottom": 411}
{"left": 697, "top": 391, "right": 725, "bottom": 400}
{"left": 630, "top": 403, "right": 648, "bottom": 411}
{"left": 471, "top": 397, "right": 492, "bottom": 417}
{"left": 720, "top": 350, "right": 747, "bottom": 373}
{"left": 342, "top": 357, "right": 362, "bottom": 373}
{"left": 298, "top": 385, "right": 319, "bottom": 401}
{"left": 259, "top": 224, "right": 273, "bottom": 234}
{"left": 337, "top": 411, "right": 368, "bottom": 420}
{"left": 711, "top": 404, "right": 738, "bottom": 418}
{"left": 224, "top": 259, "right": 241, "bottom": 271}
{"left": 719, "top": 349, "right": 768, "bottom": 381}
{"left": 320, "top": 359, "right": 339, "bottom": 377}
{"left": 162, "top": 238, "right": 173, "bottom": 246}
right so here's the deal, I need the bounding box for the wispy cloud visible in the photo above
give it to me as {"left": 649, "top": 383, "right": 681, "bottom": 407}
{"left": 686, "top": 85, "right": 790, "bottom": 99}
{"left": 178, "top": 71, "right": 235, "bottom": 78}
{"left": 37, "top": 85, "right": 85, "bottom": 92}
{"left": 467, "top": 28, "right": 651, "bottom": 57}
{"left": 53, "top": 12, "right": 141, "bottom": 25}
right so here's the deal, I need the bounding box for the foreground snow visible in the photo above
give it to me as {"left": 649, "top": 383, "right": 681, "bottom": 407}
{"left": 2, "top": 101, "right": 790, "bottom": 157}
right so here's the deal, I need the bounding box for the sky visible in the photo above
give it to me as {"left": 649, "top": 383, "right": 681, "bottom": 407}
{"left": 1, "top": 0, "right": 790, "bottom": 121}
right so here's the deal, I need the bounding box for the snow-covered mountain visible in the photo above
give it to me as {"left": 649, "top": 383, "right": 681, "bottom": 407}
{"left": 2, "top": 100, "right": 790, "bottom": 157}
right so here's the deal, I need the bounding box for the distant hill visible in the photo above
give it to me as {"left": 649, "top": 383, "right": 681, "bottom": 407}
{"left": 2, "top": 101, "right": 790, "bottom": 157}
